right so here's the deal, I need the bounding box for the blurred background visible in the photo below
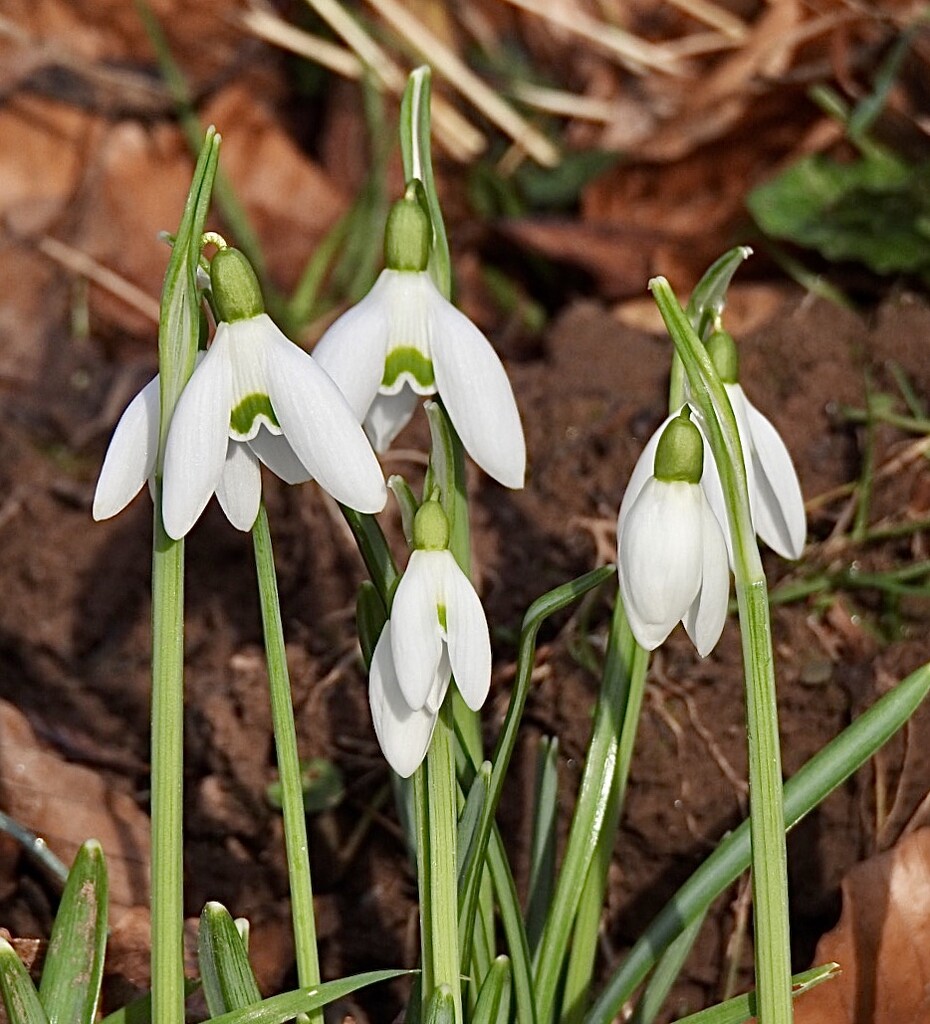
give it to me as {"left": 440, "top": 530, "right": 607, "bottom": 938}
{"left": 3, "top": 2, "right": 930, "bottom": 1022}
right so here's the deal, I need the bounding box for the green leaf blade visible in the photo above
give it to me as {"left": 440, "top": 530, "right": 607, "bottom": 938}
{"left": 198, "top": 902, "right": 262, "bottom": 1017}
{"left": 38, "top": 840, "right": 108, "bottom": 1024}
{"left": 0, "top": 940, "right": 50, "bottom": 1024}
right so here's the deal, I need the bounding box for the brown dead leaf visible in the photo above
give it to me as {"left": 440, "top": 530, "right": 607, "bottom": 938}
{"left": 0, "top": 96, "right": 92, "bottom": 237}
{"left": 793, "top": 828, "right": 930, "bottom": 1024}
{"left": 0, "top": 700, "right": 150, "bottom": 922}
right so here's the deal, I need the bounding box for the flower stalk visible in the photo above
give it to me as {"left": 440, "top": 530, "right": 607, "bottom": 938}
{"left": 252, "top": 503, "right": 321, "bottom": 1021}
{"left": 149, "top": 127, "right": 220, "bottom": 1024}
{"left": 649, "top": 277, "right": 792, "bottom": 1024}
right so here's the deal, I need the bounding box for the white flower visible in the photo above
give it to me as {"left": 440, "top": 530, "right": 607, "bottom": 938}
{"left": 369, "top": 542, "right": 491, "bottom": 778}
{"left": 158, "top": 312, "right": 387, "bottom": 539}
{"left": 313, "top": 268, "right": 526, "bottom": 489}
{"left": 618, "top": 414, "right": 730, "bottom": 656}
{"left": 92, "top": 363, "right": 315, "bottom": 530}
{"left": 622, "top": 390, "right": 805, "bottom": 564}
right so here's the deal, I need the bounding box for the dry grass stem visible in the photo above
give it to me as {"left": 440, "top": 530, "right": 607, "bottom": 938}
{"left": 38, "top": 237, "right": 160, "bottom": 323}
{"left": 364, "top": 0, "right": 560, "bottom": 166}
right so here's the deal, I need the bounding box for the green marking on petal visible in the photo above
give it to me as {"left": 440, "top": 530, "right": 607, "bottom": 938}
{"left": 382, "top": 347, "right": 434, "bottom": 390}
{"left": 230, "top": 393, "right": 279, "bottom": 437}
{"left": 437, "top": 603, "right": 448, "bottom": 633}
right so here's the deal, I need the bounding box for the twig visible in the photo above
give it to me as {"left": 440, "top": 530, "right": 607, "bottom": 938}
{"left": 38, "top": 237, "right": 160, "bottom": 323}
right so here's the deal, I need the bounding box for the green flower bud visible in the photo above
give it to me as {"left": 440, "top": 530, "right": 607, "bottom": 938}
{"left": 210, "top": 247, "right": 264, "bottom": 323}
{"left": 654, "top": 412, "right": 703, "bottom": 484}
{"left": 384, "top": 195, "right": 430, "bottom": 273}
{"left": 706, "top": 329, "right": 739, "bottom": 384}
{"left": 412, "top": 499, "right": 450, "bottom": 551}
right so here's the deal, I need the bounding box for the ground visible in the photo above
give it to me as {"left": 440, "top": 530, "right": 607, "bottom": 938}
{"left": 3, "top": 271, "right": 930, "bottom": 1020}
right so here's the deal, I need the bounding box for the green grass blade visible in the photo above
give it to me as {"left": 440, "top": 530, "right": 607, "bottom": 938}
{"left": 38, "top": 840, "right": 108, "bottom": 1024}
{"left": 0, "top": 940, "right": 50, "bottom": 1024}
{"left": 525, "top": 737, "right": 558, "bottom": 954}
{"left": 629, "top": 911, "right": 706, "bottom": 1024}
{"left": 205, "top": 971, "right": 411, "bottom": 1024}
{"left": 585, "top": 661, "right": 930, "bottom": 1024}
{"left": 98, "top": 981, "right": 200, "bottom": 1024}
{"left": 673, "top": 963, "right": 839, "bottom": 1024}
{"left": 472, "top": 957, "right": 511, "bottom": 1024}
{"left": 457, "top": 762, "right": 490, "bottom": 890}
{"left": 456, "top": 567, "right": 615, "bottom": 976}
{"left": 198, "top": 903, "right": 262, "bottom": 1017}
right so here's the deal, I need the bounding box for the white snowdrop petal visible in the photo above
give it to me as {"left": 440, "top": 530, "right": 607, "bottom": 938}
{"left": 224, "top": 317, "right": 280, "bottom": 441}
{"left": 248, "top": 429, "right": 312, "bottom": 485}
{"left": 618, "top": 479, "right": 704, "bottom": 650}
{"left": 364, "top": 387, "right": 420, "bottom": 453}
{"left": 428, "top": 285, "right": 526, "bottom": 488}
{"left": 162, "top": 332, "right": 233, "bottom": 539}
{"left": 369, "top": 624, "right": 440, "bottom": 778}
{"left": 741, "top": 393, "right": 806, "bottom": 560}
{"left": 390, "top": 550, "right": 445, "bottom": 711}
{"left": 93, "top": 375, "right": 160, "bottom": 520}
{"left": 263, "top": 325, "right": 386, "bottom": 513}
{"left": 439, "top": 552, "right": 491, "bottom": 712}
{"left": 215, "top": 441, "right": 262, "bottom": 532}
{"left": 683, "top": 500, "right": 731, "bottom": 656}
{"left": 312, "top": 275, "right": 391, "bottom": 420}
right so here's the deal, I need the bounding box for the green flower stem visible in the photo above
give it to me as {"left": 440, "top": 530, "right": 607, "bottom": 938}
{"left": 149, "top": 128, "right": 219, "bottom": 1024}
{"left": 150, "top": 494, "right": 186, "bottom": 1024}
{"left": 252, "top": 504, "right": 321, "bottom": 1020}
{"left": 415, "top": 699, "right": 463, "bottom": 1024}
{"left": 650, "top": 278, "right": 791, "bottom": 1024}
{"left": 560, "top": 629, "right": 649, "bottom": 1024}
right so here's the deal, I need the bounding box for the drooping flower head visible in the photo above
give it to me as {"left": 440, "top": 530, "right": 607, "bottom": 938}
{"left": 159, "top": 247, "right": 386, "bottom": 538}
{"left": 369, "top": 499, "right": 491, "bottom": 776}
{"left": 94, "top": 248, "right": 387, "bottom": 537}
{"left": 701, "top": 329, "right": 806, "bottom": 561}
{"left": 313, "top": 186, "right": 526, "bottom": 489}
{"left": 618, "top": 410, "right": 730, "bottom": 656}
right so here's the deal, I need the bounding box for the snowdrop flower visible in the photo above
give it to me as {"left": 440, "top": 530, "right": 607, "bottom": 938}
{"left": 702, "top": 329, "right": 806, "bottom": 561}
{"left": 618, "top": 411, "right": 730, "bottom": 656}
{"left": 156, "top": 247, "right": 386, "bottom": 538}
{"left": 314, "top": 189, "right": 526, "bottom": 488}
{"left": 369, "top": 500, "right": 491, "bottom": 777}
{"left": 620, "top": 331, "right": 806, "bottom": 564}
{"left": 92, "top": 358, "right": 314, "bottom": 530}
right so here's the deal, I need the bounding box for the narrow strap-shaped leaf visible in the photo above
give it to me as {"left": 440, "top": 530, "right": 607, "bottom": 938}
{"left": 684, "top": 246, "right": 752, "bottom": 341}
{"left": 98, "top": 980, "right": 200, "bottom": 1024}
{"left": 525, "top": 737, "right": 558, "bottom": 954}
{"left": 673, "top": 963, "right": 839, "bottom": 1024}
{"left": 629, "top": 910, "right": 706, "bottom": 1024}
{"left": 0, "top": 939, "right": 51, "bottom": 1024}
{"left": 472, "top": 957, "right": 511, "bottom": 1024}
{"left": 668, "top": 246, "right": 752, "bottom": 409}
{"left": 198, "top": 903, "right": 262, "bottom": 1017}
{"left": 423, "top": 985, "right": 456, "bottom": 1024}
{"left": 38, "top": 840, "right": 108, "bottom": 1024}
{"left": 457, "top": 566, "right": 615, "bottom": 972}
{"left": 205, "top": 970, "right": 411, "bottom": 1024}
{"left": 356, "top": 580, "right": 387, "bottom": 670}
{"left": 456, "top": 761, "right": 490, "bottom": 889}
{"left": 585, "top": 661, "right": 930, "bottom": 1024}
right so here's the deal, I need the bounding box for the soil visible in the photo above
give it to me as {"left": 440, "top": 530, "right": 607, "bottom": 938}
{"left": 3, "top": 281, "right": 930, "bottom": 1022}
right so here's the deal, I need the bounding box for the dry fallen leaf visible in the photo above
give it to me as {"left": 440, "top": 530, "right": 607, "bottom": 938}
{"left": 793, "top": 828, "right": 930, "bottom": 1023}
{"left": 0, "top": 699, "right": 150, "bottom": 922}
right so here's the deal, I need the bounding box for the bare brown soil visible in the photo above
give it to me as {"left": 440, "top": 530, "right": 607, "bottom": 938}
{"left": 3, "top": 281, "right": 930, "bottom": 1020}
